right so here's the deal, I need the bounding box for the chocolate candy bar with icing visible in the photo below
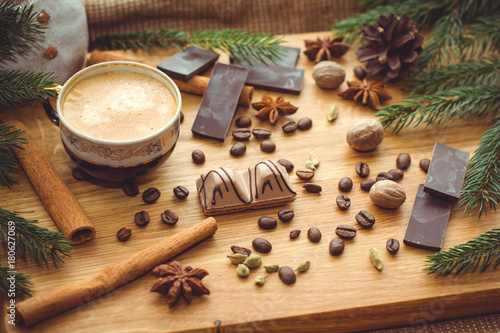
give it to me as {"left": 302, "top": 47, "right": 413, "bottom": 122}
{"left": 196, "top": 160, "right": 297, "bottom": 215}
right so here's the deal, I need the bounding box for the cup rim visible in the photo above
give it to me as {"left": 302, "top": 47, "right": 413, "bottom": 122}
{"left": 57, "top": 61, "right": 182, "bottom": 146}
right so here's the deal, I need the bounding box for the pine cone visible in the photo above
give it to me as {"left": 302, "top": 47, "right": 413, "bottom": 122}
{"left": 356, "top": 14, "right": 424, "bottom": 81}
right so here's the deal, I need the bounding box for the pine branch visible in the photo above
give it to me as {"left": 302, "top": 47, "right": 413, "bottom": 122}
{"left": 0, "top": 0, "right": 46, "bottom": 61}
{"left": 90, "top": 28, "right": 285, "bottom": 65}
{"left": 404, "top": 57, "right": 500, "bottom": 96}
{"left": 376, "top": 86, "right": 500, "bottom": 134}
{"left": 0, "top": 70, "right": 60, "bottom": 108}
{"left": 459, "top": 119, "right": 500, "bottom": 217}
{"left": 0, "top": 123, "right": 26, "bottom": 188}
{"left": 0, "top": 209, "right": 72, "bottom": 267}
{"left": 0, "top": 266, "right": 32, "bottom": 299}
{"left": 459, "top": 14, "right": 500, "bottom": 60}
{"left": 424, "top": 228, "right": 500, "bottom": 277}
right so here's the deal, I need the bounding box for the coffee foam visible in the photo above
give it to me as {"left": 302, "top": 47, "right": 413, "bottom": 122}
{"left": 62, "top": 71, "right": 177, "bottom": 141}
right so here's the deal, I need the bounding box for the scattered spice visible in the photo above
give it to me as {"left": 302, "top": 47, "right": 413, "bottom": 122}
{"left": 254, "top": 275, "right": 267, "bottom": 286}
{"left": 264, "top": 264, "right": 280, "bottom": 273}
{"left": 150, "top": 261, "right": 210, "bottom": 307}
{"left": 303, "top": 36, "right": 349, "bottom": 63}
{"left": 296, "top": 260, "right": 311, "bottom": 272}
{"left": 327, "top": 105, "right": 339, "bottom": 121}
{"left": 339, "top": 79, "right": 392, "bottom": 110}
{"left": 227, "top": 253, "right": 248, "bottom": 265}
{"left": 252, "top": 96, "right": 298, "bottom": 125}
{"left": 236, "top": 264, "right": 250, "bottom": 277}
{"left": 369, "top": 247, "right": 383, "bottom": 271}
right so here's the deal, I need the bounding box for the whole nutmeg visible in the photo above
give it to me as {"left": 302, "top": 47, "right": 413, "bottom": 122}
{"left": 369, "top": 180, "right": 406, "bottom": 209}
{"left": 312, "top": 61, "right": 346, "bottom": 89}
{"left": 346, "top": 119, "right": 384, "bottom": 151}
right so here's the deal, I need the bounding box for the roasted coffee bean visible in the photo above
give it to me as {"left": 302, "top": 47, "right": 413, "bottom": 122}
{"left": 396, "top": 153, "right": 411, "bottom": 170}
{"left": 338, "top": 177, "right": 353, "bottom": 192}
{"left": 386, "top": 238, "right": 400, "bottom": 254}
{"left": 289, "top": 229, "right": 301, "bottom": 239}
{"left": 122, "top": 181, "right": 139, "bottom": 197}
{"left": 335, "top": 225, "right": 357, "bottom": 239}
{"left": 235, "top": 116, "right": 252, "bottom": 128}
{"left": 134, "top": 210, "right": 150, "bottom": 227}
{"left": 252, "top": 238, "right": 272, "bottom": 253}
{"left": 387, "top": 168, "right": 404, "bottom": 181}
{"left": 297, "top": 117, "right": 313, "bottom": 130}
{"left": 72, "top": 168, "right": 93, "bottom": 181}
{"left": 173, "top": 185, "right": 189, "bottom": 199}
{"left": 278, "top": 159, "right": 294, "bottom": 173}
{"left": 191, "top": 149, "right": 206, "bottom": 164}
{"left": 278, "top": 208, "right": 294, "bottom": 222}
{"left": 307, "top": 227, "right": 322, "bottom": 243}
{"left": 296, "top": 168, "right": 314, "bottom": 180}
{"left": 360, "top": 179, "right": 376, "bottom": 191}
{"left": 258, "top": 216, "right": 278, "bottom": 230}
{"left": 230, "top": 142, "right": 247, "bottom": 156}
{"left": 282, "top": 120, "right": 298, "bottom": 133}
{"left": 232, "top": 128, "right": 251, "bottom": 141}
{"left": 420, "top": 158, "right": 431, "bottom": 173}
{"left": 252, "top": 127, "right": 272, "bottom": 140}
{"left": 354, "top": 66, "right": 367, "bottom": 80}
{"left": 355, "top": 162, "right": 370, "bottom": 178}
{"left": 278, "top": 266, "right": 296, "bottom": 284}
{"left": 116, "top": 227, "right": 132, "bottom": 241}
{"left": 161, "top": 209, "right": 179, "bottom": 226}
{"left": 231, "top": 245, "right": 252, "bottom": 256}
{"left": 303, "top": 183, "right": 322, "bottom": 193}
{"left": 142, "top": 187, "right": 161, "bottom": 203}
{"left": 329, "top": 238, "right": 345, "bottom": 256}
{"left": 376, "top": 172, "right": 393, "bottom": 182}
{"left": 180, "top": 111, "right": 184, "bottom": 123}
{"left": 336, "top": 194, "right": 351, "bottom": 211}
{"left": 355, "top": 210, "right": 375, "bottom": 228}
{"left": 260, "top": 140, "right": 276, "bottom": 153}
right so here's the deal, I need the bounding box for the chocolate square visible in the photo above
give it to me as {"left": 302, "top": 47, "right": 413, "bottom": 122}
{"left": 191, "top": 63, "right": 249, "bottom": 142}
{"left": 157, "top": 46, "right": 219, "bottom": 81}
{"left": 403, "top": 184, "right": 454, "bottom": 252}
{"left": 423, "top": 142, "right": 470, "bottom": 202}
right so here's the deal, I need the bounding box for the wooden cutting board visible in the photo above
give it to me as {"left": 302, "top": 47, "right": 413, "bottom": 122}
{"left": 3, "top": 32, "right": 499, "bottom": 333}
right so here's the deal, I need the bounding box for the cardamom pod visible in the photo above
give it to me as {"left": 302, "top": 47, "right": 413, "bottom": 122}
{"left": 254, "top": 275, "right": 267, "bottom": 286}
{"left": 243, "top": 254, "right": 262, "bottom": 269}
{"left": 327, "top": 105, "right": 339, "bottom": 121}
{"left": 296, "top": 260, "right": 311, "bottom": 272}
{"left": 236, "top": 263, "right": 250, "bottom": 277}
{"left": 309, "top": 149, "right": 320, "bottom": 167}
{"left": 264, "top": 264, "right": 279, "bottom": 273}
{"left": 227, "top": 253, "right": 248, "bottom": 265}
{"left": 305, "top": 159, "right": 316, "bottom": 171}
{"left": 369, "top": 247, "right": 383, "bottom": 271}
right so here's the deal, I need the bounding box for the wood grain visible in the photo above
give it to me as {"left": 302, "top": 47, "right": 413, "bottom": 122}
{"left": 1, "top": 32, "right": 499, "bottom": 333}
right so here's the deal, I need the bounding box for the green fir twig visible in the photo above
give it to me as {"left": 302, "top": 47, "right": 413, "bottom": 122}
{"left": 0, "top": 69, "right": 60, "bottom": 108}
{"left": 460, "top": 119, "right": 500, "bottom": 217}
{"left": 425, "top": 228, "right": 500, "bottom": 277}
{"left": 90, "top": 28, "right": 285, "bottom": 65}
{"left": 459, "top": 13, "right": 500, "bottom": 60}
{"left": 0, "top": 209, "right": 72, "bottom": 267}
{"left": 0, "top": 266, "right": 32, "bottom": 299}
{"left": 0, "top": 124, "right": 26, "bottom": 188}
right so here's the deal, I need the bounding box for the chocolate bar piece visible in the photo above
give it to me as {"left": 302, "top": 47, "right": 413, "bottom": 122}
{"left": 196, "top": 160, "right": 297, "bottom": 215}
{"left": 191, "top": 63, "right": 249, "bottom": 141}
{"left": 424, "top": 142, "right": 470, "bottom": 202}
{"left": 403, "top": 184, "right": 454, "bottom": 252}
{"left": 230, "top": 47, "right": 304, "bottom": 95}
{"left": 157, "top": 46, "right": 219, "bottom": 81}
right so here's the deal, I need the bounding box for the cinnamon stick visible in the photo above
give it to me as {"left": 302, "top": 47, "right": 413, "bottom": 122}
{"left": 87, "top": 50, "right": 254, "bottom": 107}
{"left": 5, "top": 120, "right": 96, "bottom": 245}
{"left": 17, "top": 217, "right": 218, "bottom": 327}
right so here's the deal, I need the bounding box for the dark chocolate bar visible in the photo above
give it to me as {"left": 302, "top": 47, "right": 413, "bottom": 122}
{"left": 423, "top": 142, "right": 470, "bottom": 202}
{"left": 191, "top": 63, "right": 249, "bottom": 142}
{"left": 230, "top": 47, "right": 304, "bottom": 95}
{"left": 403, "top": 184, "right": 454, "bottom": 252}
{"left": 157, "top": 46, "right": 219, "bottom": 81}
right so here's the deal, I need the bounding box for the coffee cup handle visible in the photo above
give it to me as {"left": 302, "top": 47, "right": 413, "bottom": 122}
{"left": 42, "top": 98, "right": 59, "bottom": 126}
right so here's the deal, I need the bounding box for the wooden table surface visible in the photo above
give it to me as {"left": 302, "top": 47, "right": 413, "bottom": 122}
{"left": 2, "top": 32, "right": 500, "bottom": 333}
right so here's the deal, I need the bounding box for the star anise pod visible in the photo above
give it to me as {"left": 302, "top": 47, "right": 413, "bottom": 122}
{"left": 252, "top": 96, "right": 298, "bottom": 125}
{"left": 338, "top": 79, "right": 392, "bottom": 110}
{"left": 303, "top": 36, "right": 349, "bottom": 63}
{"left": 150, "top": 261, "right": 210, "bottom": 307}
